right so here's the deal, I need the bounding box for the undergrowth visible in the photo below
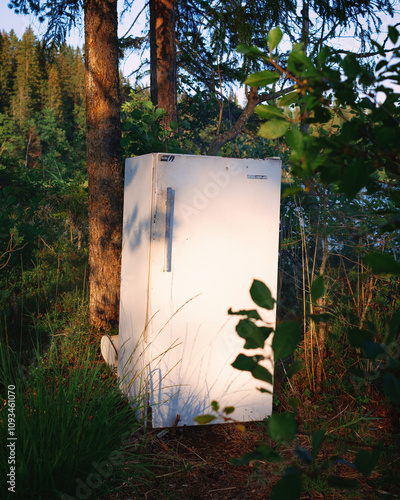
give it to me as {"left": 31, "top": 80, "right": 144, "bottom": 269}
{"left": 0, "top": 307, "right": 151, "bottom": 499}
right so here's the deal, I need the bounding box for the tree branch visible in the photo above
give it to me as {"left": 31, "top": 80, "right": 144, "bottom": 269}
{"left": 207, "top": 85, "right": 297, "bottom": 156}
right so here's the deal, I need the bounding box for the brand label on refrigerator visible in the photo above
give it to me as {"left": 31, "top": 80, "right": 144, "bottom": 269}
{"left": 160, "top": 154, "right": 175, "bottom": 162}
{"left": 247, "top": 174, "right": 268, "bottom": 179}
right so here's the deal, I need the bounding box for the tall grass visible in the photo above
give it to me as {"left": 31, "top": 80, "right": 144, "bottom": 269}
{"left": 0, "top": 330, "right": 150, "bottom": 499}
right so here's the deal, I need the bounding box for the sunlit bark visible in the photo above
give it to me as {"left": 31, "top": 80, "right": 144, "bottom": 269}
{"left": 150, "top": 0, "right": 177, "bottom": 126}
{"left": 85, "top": 0, "right": 123, "bottom": 329}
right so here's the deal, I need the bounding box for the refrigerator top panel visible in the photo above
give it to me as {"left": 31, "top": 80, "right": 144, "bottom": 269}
{"left": 119, "top": 153, "right": 281, "bottom": 428}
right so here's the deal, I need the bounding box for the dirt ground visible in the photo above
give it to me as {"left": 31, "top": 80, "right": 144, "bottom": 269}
{"left": 106, "top": 399, "right": 400, "bottom": 500}
{"left": 137, "top": 422, "right": 274, "bottom": 500}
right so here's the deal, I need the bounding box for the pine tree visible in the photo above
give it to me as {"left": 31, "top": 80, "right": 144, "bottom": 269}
{"left": 56, "top": 44, "right": 80, "bottom": 133}
{"left": 11, "top": 27, "right": 42, "bottom": 125}
{"left": 71, "top": 47, "right": 86, "bottom": 144}
{"left": 0, "top": 31, "right": 17, "bottom": 114}
{"left": 46, "top": 65, "right": 63, "bottom": 119}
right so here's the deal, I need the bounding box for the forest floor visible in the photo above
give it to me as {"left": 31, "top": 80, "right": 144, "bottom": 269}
{"left": 104, "top": 392, "right": 400, "bottom": 500}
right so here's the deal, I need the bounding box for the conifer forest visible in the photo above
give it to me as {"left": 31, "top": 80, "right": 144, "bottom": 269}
{"left": 1, "top": 0, "right": 400, "bottom": 498}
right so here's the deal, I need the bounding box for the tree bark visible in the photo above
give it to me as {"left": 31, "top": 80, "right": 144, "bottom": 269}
{"left": 85, "top": 0, "right": 123, "bottom": 329}
{"left": 314, "top": 187, "right": 328, "bottom": 390}
{"left": 150, "top": 0, "right": 177, "bottom": 126}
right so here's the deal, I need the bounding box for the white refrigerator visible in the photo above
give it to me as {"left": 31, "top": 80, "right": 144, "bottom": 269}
{"left": 118, "top": 153, "right": 281, "bottom": 428}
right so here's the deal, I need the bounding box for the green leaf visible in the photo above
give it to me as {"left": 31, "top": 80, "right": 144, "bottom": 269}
{"left": 364, "top": 252, "right": 400, "bottom": 275}
{"left": 354, "top": 448, "right": 381, "bottom": 477}
{"left": 317, "top": 45, "right": 331, "bottom": 65}
{"left": 231, "top": 354, "right": 272, "bottom": 384}
{"left": 211, "top": 400, "right": 219, "bottom": 412}
{"left": 228, "top": 308, "right": 261, "bottom": 320}
{"left": 231, "top": 353, "right": 263, "bottom": 372}
{"left": 193, "top": 414, "right": 216, "bottom": 425}
{"left": 236, "top": 44, "right": 265, "bottom": 58}
{"left": 285, "top": 359, "right": 303, "bottom": 378}
{"left": 252, "top": 364, "right": 273, "bottom": 384}
{"left": 285, "top": 126, "right": 304, "bottom": 152}
{"left": 223, "top": 406, "right": 235, "bottom": 415}
{"left": 311, "top": 275, "right": 325, "bottom": 302}
{"left": 312, "top": 429, "right": 326, "bottom": 458}
{"left": 272, "top": 321, "right": 302, "bottom": 360}
{"left": 375, "top": 59, "right": 387, "bottom": 72}
{"left": 143, "top": 100, "right": 154, "bottom": 110}
{"left": 120, "top": 136, "right": 131, "bottom": 148}
{"left": 282, "top": 185, "right": 303, "bottom": 198}
{"left": 267, "top": 27, "right": 283, "bottom": 51}
{"left": 287, "top": 45, "right": 314, "bottom": 73}
{"left": 231, "top": 443, "right": 281, "bottom": 465}
{"left": 236, "top": 319, "right": 268, "bottom": 349}
{"left": 154, "top": 107, "right": 166, "bottom": 118}
{"left": 271, "top": 466, "right": 302, "bottom": 500}
{"left": 169, "top": 120, "right": 179, "bottom": 131}
{"left": 245, "top": 70, "right": 280, "bottom": 87}
{"left": 260, "top": 326, "right": 274, "bottom": 341}
{"left": 258, "top": 387, "right": 273, "bottom": 394}
{"left": 278, "top": 91, "right": 299, "bottom": 107}
{"left": 255, "top": 104, "right": 284, "bottom": 119}
{"left": 268, "top": 412, "right": 296, "bottom": 444}
{"left": 387, "top": 310, "right": 400, "bottom": 345}
{"left": 388, "top": 25, "right": 399, "bottom": 45}
{"left": 348, "top": 328, "right": 375, "bottom": 348}
{"left": 258, "top": 119, "right": 290, "bottom": 140}
{"left": 342, "top": 53, "right": 360, "bottom": 80}
{"left": 362, "top": 342, "right": 386, "bottom": 361}
{"left": 250, "top": 280, "right": 275, "bottom": 309}
{"left": 382, "top": 373, "right": 400, "bottom": 404}
{"left": 142, "top": 113, "right": 154, "bottom": 124}
{"left": 312, "top": 105, "right": 333, "bottom": 124}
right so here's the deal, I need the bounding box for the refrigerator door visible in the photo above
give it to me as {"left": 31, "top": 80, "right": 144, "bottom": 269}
{"left": 119, "top": 153, "right": 281, "bottom": 428}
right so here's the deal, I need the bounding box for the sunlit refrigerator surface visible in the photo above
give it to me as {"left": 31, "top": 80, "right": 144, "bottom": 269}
{"left": 118, "top": 153, "right": 281, "bottom": 428}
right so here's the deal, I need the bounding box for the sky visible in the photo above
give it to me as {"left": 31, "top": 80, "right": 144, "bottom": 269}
{"left": 1, "top": 0, "right": 149, "bottom": 83}
{"left": 1, "top": 1, "right": 400, "bottom": 100}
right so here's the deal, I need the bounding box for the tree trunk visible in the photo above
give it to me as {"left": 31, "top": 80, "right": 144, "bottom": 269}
{"left": 150, "top": 0, "right": 177, "bottom": 127}
{"left": 314, "top": 187, "right": 328, "bottom": 390}
{"left": 300, "top": 0, "right": 310, "bottom": 134}
{"left": 85, "top": 0, "right": 123, "bottom": 329}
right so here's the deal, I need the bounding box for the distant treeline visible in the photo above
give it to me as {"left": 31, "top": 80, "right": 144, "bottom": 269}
{"left": 0, "top": 28, "right": 91, "bottom": 338}
{"left": 0, "top": 27, "right": 85, "bottom": 140}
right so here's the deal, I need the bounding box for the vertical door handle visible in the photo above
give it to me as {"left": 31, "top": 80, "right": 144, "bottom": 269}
{"left": 164, "top": 187, "right": 174, "bottom": 272}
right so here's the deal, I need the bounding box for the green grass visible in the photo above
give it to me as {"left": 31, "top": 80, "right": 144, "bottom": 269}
{"left": 0, "top": 331, "right": 151, "bottom": 499}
